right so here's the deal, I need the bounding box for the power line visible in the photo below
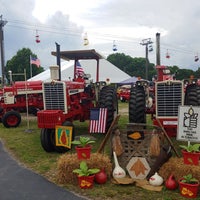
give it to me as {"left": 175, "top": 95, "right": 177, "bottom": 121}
{"left": 3, "top": 17, "right": 200, "bottom": 64}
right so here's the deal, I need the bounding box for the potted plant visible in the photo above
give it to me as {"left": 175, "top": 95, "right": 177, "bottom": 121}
{"left": 178, "top": 174, "right": 199, "bottom": 198}
{"left": 71, "top": 136, "right": 96, "bottom": 159}
{"left": 73, "top": 161, "right": 100, "bottom": 189}
{"left": 179, "top": 143, "right": 200, "bottom": 165}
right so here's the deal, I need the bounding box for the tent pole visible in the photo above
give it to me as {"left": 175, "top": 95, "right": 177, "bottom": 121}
{"left": 96, "top": 59, "right": 99, "bottom": 82}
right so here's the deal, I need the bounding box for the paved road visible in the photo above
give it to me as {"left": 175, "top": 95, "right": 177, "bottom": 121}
{"left": 0, "top": 141, "right": 88, "bottom": 200}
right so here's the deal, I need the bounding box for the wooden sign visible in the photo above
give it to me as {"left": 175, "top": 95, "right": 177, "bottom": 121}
{"left": 55, "top": 125, "right": 73, "bottom": 148}
{"left": 126, "top": 157, "right": 150, "bottom": 179}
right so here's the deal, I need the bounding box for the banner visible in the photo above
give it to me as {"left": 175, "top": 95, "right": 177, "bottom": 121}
{"left": 177, "top": 105, "right": 200, "bottom": 142}
{"left": 55, "top": 125, "right": 73, "bottom": 148}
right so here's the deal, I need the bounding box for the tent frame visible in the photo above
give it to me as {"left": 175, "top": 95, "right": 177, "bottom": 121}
{"left": 51, "top": 49, "right": 104, "bottom": 82}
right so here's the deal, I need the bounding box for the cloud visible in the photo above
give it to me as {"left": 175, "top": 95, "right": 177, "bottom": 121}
{"left": 96, "top": 0, "right": 200, "bottom": 70}
{"left": 1, "top": 0, "right": 84, "bottom": 72}
{"left": 1, "top": 0, "right": 200, "bottom": 75}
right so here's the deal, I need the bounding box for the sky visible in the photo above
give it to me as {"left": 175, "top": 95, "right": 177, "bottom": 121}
{"left": 1, "top": 0, "right": 200, "bottom": 75}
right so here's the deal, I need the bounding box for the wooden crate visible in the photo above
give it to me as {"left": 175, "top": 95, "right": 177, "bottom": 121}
{"left": 115, "top": 123, "right": 165, "bottom": 170}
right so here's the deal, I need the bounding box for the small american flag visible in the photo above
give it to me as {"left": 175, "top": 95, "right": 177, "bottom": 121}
{"left": 89, "top": 108, "right": 108, "bottom": 133}
{"left": 75, "top": 61, "right": 84, "bottom": 77}
{"left": 30, "top": 56, "right": 40, "bottom": 68}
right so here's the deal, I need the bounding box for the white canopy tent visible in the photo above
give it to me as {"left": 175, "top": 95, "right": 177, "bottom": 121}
{"left": 28, "top": 59, "right": 131, "bottom": 83}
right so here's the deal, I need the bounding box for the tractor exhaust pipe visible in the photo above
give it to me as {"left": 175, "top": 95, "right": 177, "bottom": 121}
{"left": 156, "top": 33, "right": 161, "bottom": 65}
{"left": 55, "top": 42, "right": 61, "bottom": 81}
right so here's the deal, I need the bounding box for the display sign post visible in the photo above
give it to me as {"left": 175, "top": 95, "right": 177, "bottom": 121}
{"left": 177, "top": 105, "right": 200, "bottom": 142}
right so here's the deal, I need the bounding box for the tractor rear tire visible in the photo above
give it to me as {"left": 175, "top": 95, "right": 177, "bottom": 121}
{"left": 29, "top": 106, "right": 39, "bottom": 116}
{"left": 129, "top": 85, "right": 146, "bottom": 123}
{"left": 2, "top": 111, "right": 21, "bottom": 128}
{"left": 99, "top": 86, "right": 118, "bottom": 131}
{"left": 184, "top": 84, "right": 200, "bottom": 106}
{"left": 40, "top": 128, "right": 55, "bottom": 152}
{"left": 197, "top": 85, "right": 200, "bottom": 105}
{"left": 0, "top": 107, "right": 3, "bottom": 122}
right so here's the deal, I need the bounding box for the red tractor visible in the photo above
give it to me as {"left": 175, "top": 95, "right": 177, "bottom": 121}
{"left": 0, "top": 80, "right": 43, "bottom": 128}
{"left": 129, "top": 65, "right": 200, "bottom": 137}
{"left": 37, "top": 49, "right": 118, "bottom": 153}
{"left": 118, "top": 85, "right": 131, "bottom": 102}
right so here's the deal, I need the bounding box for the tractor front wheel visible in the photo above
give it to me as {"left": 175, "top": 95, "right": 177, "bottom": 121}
{"left": 40, "top": 121, "right": 75, "bottom": 153}
{"left": 40, "top": 128, "right": 55, "bottom": 152}
{"left": 2, "top": 110, "right": 21, "bottom": 128}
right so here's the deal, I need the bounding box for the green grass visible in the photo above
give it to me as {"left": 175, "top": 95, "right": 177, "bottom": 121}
{"left": 0, "top": 103, "right": 198, "bottom": 200}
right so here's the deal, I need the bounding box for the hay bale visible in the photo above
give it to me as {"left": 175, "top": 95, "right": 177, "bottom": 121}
{"left": 159, "top": 157, "right": 200, "bottom": 181}
{"left": 56, "top": 153, "right": 112, "bottom": 185}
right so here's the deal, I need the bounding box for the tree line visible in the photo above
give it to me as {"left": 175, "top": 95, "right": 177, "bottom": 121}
{"left": 107, "top": 53, "right": 200, "bottom": 81}
{"left": 3, "top": 48, "right": 200, "bottom": 84}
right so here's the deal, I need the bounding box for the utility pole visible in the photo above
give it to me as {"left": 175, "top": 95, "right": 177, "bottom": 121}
{"left": 0, "top": 15, "right": 7, "bottom": 87}
{"left": 140, "top": 38, "right": 153, "bottom": 80}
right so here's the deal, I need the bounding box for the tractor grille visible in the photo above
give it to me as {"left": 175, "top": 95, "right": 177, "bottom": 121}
{"left": 43, "top": 82, "right": 65, "bottom": 111}
{"left": 156, "top": 81, "right": 183, "bottom": 117}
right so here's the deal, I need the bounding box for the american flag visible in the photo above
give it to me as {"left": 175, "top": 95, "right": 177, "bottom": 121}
{"left": 30, "top": 56, "right": 40, "bottom": 68}
{"left": 89, "top": 108, "right": 108, "bottom": 133}
{"left": 75, "top": 61, "right": 84, "bottom": 76}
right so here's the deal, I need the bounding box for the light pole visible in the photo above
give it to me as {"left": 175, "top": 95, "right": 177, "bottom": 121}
{"left": 140, "top": 38, "right": 153, "bottom": 80}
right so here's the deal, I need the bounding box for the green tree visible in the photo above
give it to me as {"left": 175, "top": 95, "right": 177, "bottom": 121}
{"left": 195, "top": 67, "right": 200, "bottom": 78}
{"left": 6, "top": 48, "right": 44, "bottom": 82}
{"left": 108, "top": 52, "right": 200, "bottom": 81}
{"left": 107, "top": 53, "right": 132, "bottom": 73}
{"left": 176, "top": 68, "right": 194, "bottom": 80}
{"left": 107, "top": 53, "right": 156, "bottom": 80}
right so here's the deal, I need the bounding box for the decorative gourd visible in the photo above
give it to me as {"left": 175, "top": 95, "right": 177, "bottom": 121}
{"left": 165, "top": 174, "right": 178, "bottom": 190}
{"left": 95, "top": 168, "right": 107, "bottom": 184}
{"left": 112, "top": 151, "right": 126, "bottom": 178}
{"left": 149, "top": 172, "right": 163, "bottom": 186}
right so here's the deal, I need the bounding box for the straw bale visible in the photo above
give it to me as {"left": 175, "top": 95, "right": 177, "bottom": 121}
{"left": 159, "top": 157, "right": 200, "bottom": 181}
{"left": 56, "top": 153, "right": 112, "bottom": 185}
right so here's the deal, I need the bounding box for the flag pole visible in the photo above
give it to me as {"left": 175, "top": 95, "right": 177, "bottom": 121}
{"left": 30, "top": 55, "right": 32, "bottom": 78}
{"left": 24, "top": 68, "right": 32, "bottom": 133}
{"left": 24, "top": 68, "right": 30, "bottom": 130}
